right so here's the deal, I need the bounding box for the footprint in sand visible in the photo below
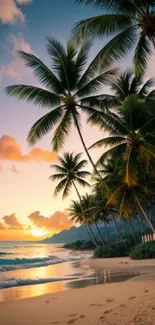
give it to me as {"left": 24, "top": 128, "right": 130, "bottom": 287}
{"left": 79, "top": 315, "right": 86, "bottom": 319}
{"left": 90, "top": 304, "right": 103, "bottom": 306}
{"left": 120, "top": 304, "right": 126, "bottom": 308}
{"left": 68, "top": 319, "right": 78, "bottom": 324}
{"left": 106, "top": 298, "right": 115, "bottom": 303}
{"left": 144, "top": 289, "right": 149, "bottom": 293}
{"left": 104, "top": 309, "right": 113, "bottom": 314}
{"left": 99, "top": 316, "right": 105, "bottom": 320}
{"left": 46, "top": 300, "right": 50, "bottom": 304}
{"left": 51, "top": 322, "right": 59, "bottom": 324}
{"left": 68, "top": 314, "right": 77, "bottom": 317}
{"left": 128, "top": 296, "right": 136, "bottom": 300}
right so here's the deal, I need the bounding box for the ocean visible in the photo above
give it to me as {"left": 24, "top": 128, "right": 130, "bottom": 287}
{"left": 0, "top": 242, "right": 139, "bottom": 302}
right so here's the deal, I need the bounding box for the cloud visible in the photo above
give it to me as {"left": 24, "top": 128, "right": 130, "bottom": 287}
{"left": 10, "top": 165, "right": 20, "bottom": 174}
{"left": 28, "top": 211, "right": 73, "bottom": 230}
{"left": 0, "top": 223, "right": 6, "bottom": 230}
{"left": 0, "top": 33, "right": 35, "bottom": 82}
{"left": 3, "top": 213, "right": 23, "bottom": 229}
{"left": 0, "top": 0, "right": 32, "bottom": 24}
{"left": 0, "top": 135, "right": 57, "bottom": 163}
{"left": 0, "top": 165, "right": 3, "bottom": 173}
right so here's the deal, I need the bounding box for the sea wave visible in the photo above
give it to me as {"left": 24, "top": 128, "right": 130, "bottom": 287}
{"left": 0, "top": 256, "right": 80, "bottom": 272}
{"left": 0, "top": 276, "right": 78, "bottom": 289}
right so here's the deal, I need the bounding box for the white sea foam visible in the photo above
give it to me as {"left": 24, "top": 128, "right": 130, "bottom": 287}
{"left": 0, "top": 256, "right": 80, "bottom": 272}
{"left": 0, "top": 276, "right": 78, "bottom": 289}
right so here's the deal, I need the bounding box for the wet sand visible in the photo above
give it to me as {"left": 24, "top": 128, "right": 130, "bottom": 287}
{"left": 1, "top": 257, "right": 155, "bottom": 325}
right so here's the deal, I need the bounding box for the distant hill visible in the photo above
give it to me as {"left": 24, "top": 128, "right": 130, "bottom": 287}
{"left": 42, "top": 218, "right": 146, "bottom": 244}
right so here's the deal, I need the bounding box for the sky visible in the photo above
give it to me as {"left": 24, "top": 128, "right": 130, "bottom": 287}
{"left": 0, "top": 0, "right": 155, "bottom": 241}
{"left": 0, "top": 0, "right": 106, "bottom": 241}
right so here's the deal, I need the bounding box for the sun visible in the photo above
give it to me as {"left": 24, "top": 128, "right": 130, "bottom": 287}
{"left": 30, "top": 229, "right": 48, "bottom": 237}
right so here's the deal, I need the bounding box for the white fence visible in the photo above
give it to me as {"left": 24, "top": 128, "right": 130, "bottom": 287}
{"left": 142, "top": 233, "right": 155, "bottom": 243}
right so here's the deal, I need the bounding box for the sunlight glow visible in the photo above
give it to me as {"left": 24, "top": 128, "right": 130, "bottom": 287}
{"left": 30, "top": 229, "right": 48, "bottom": 237}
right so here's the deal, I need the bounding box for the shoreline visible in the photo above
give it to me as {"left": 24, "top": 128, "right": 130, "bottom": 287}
{"left": 1, "top": 257, "right": 155, "bottom": 325}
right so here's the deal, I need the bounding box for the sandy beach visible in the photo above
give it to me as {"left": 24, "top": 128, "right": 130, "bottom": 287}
{"left": 1, "top": 257, "right": 155, "bottom": 325}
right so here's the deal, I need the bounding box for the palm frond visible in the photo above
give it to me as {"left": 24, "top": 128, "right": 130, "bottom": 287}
{"left": 27, "top": 106, "right": 63, "bottom": 145}
{"left": 72, "top": 14, "right": 134, "bottom": 41}
{"left": 76, "top": 68, "right": 118, "bottom": 98}
{"left": 6, "top": 85, "right": 60, "bottom": 108}
{"left": 85, "top": 25, "right": 137, "bottom": 72}
{"left": 89, "top": 136, "right": 126, "bottom": 150}
{"left": 75, "top": 177, "right": 90, "bottom": 187}
{"left": 54, "top": 178, "right": 67, "bottom": 197}
{"left": 134, "top": 36, "right": 152, "bottom": 77}
{"left": 75, "top": 0, "right": 138, "bottom": 14}
{"left": 52, "top": 109, "right": 72, "bottom": 151}
{"left": 17, "top": 51, "right": 63, "bottom": 93}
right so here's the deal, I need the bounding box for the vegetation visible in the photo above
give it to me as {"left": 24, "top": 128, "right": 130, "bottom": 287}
{"left": 6, "top": 0, "right": 155, "bottom": 259}
{"left": 73, "top": 0, "right": 155, "bottom": 76}
{"left": 130, "top": 241, "right": 155, "bottom": 259}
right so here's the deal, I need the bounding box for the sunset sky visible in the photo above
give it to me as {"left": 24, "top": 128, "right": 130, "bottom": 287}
{"left": 0, "top": 0, "right": 155, "bottom": 241}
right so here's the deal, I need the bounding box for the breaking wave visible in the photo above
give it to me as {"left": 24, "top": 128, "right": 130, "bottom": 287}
{"left": 0, "top": 255, "right": 79, "bottom": 272}
{"left": 0, "top": 276, "right": 78, "bottom": 289}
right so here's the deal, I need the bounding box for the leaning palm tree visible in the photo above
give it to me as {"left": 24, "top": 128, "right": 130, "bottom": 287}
{"left": 6, "top": 39, "right": 117, "bottom": 174}
{"left": 73, "top": 0, "right": 155, "bottom": 75}
{"left": 81, "top": 193, "right": 107, "bottom": 246}
{"left": 69, "top": 199, "right": 98, "bottom": 247}
{"left": 50, "top": 152, "right": 90, "bottom": 199}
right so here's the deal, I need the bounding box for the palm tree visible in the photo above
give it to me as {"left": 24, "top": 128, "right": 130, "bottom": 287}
{"left": 73, "top": 0, "right": 155, "bottom": 76}
{"left": 69, "top": 199, "right": 98, "bottom": 247}
{"left": 6, "top": 39, "right": 117, "bottom": 175}
{"left": 81, "top": 193, "right": 106, "bottom": 246}
{"left": 107, "top": 70, "right": 155, "bottom": 108}
{"left": 89, "top": 94, "right": 155, "bottom": 187}
{"left": 49, "top": 152, "right": 90, "bottom": 199}
{"left": 107, "top": 178, "right": 155, "bottom": 234}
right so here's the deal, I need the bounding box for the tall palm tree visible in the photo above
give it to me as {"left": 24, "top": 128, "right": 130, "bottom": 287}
{"left": 89, "top": 94, "right": 155, "bottom": 187}
{"left": 73, "top": 0, "right": 155, "bottom": 76}
{"left": 69, "top": 199, "right": 98, "bottom": 247}
{"left": 49, "top": 152, "right": 90, "bottom": 199}
{"left": 6, "top": 39, "right": 117, "bottom": 175}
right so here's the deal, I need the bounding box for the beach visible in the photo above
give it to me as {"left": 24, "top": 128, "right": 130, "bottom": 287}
{"left": 1, "top": 257, "right": 155, "bottom": 325}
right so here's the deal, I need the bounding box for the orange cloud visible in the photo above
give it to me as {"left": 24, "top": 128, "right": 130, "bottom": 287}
{"left": 0, "top": 0, "right": 32, "bottom": 24}
{"left": 3, "top": 213, "right": 23, "bottom": 229}
{"left": 0, "top": 223, "right": 5, "bottom": 230}
{"left": 28, "top": 211, "right": 73, "bottom": 230}
{"left": 0, "top": 135, "right": 57, "bottom": 163}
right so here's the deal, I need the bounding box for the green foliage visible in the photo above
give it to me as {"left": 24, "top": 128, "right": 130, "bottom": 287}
{"left": 94, "top": 243, "right": 129, "bottom": 258}
{"left": 73, "top": 0, "right": 155, "bottom": 76}
{"left": 130, "top": 241, "right": 155, "bottom": 260}
{"left": 50, "top": 152, "right": 90, "bottom": 199}
{"left": 63, "top": 240, "right": 95, "bottom": 250}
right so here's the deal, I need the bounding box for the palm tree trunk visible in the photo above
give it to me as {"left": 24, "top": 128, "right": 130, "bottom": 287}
{"left": 128, "top": 218, "right": 138, "bottom": 245}
{"left": 85, "top": 224, "right": 98, "bottom": 248}
{"left": 88, "top": 225, "right": 98, "bottom": 248}
{"left": 111, "top": 216, "right": 128, "bottom": 249}
{"left": 72, "top": 181, "right": 98, "bottom": 247}
{"left": 104, "top": 221, "right": 111, "bottom": 244}
{"left": 135, "top": 197, "right": 155, "bottom": 234}
{"left": 73, "top": 113, "right": 101, "bottom": 178}
{"left": 94, "top": 221, "right": 106, "bottom": 246}
{"left": 72, "top": 181, "right": 82, "bottom": 203}
{"left": 137, "top": 214, "right": 145, "bottom": 234}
